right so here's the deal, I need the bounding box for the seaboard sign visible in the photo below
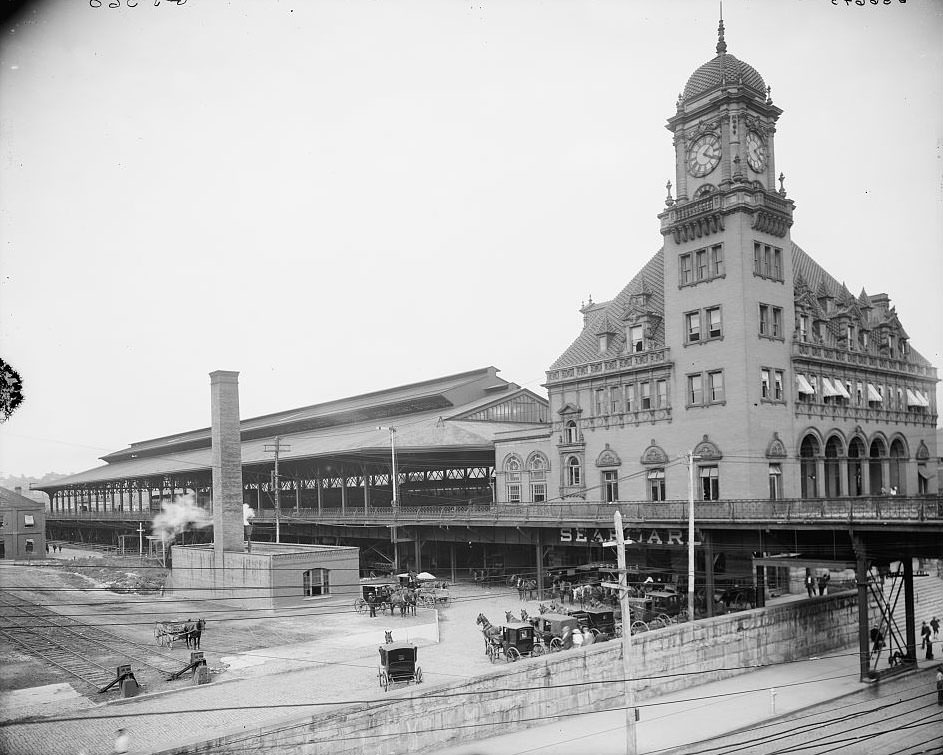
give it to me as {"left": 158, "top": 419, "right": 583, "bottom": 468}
{"left": 559, "top": 527, "right": 702, "bottom": 546}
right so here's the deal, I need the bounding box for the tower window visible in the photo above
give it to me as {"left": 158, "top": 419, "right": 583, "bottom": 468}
{"left": 754, "top": 242, "right": 784, "bottom": 282}
{"left": 680, "top": 246, "right": 724, "bottom": 288}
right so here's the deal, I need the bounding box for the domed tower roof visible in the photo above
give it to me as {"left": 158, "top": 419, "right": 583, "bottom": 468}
{"left": 682, "top": 17, "right": 766, "bottom": 102}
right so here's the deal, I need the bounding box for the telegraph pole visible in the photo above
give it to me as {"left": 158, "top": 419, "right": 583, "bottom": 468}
{"left": 377, "top": 426, "right": 399, "bottom": 573}
{"left": 687, "top": 451, "right": 700, "bottom": 621}
{"left": 604, "top": 511, "right": 638, "bottom": 755}
{"left": 264, "top": 436, "right": 291, "bottom": 544}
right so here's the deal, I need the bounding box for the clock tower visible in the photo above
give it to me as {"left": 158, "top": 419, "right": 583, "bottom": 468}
{"left": 657, "top": 16, "right": 797, "bottom": 498}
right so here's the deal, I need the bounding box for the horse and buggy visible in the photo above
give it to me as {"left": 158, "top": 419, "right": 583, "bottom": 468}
{"left": 355, "top": 579, "right": 400, "bottom": 615}
{"left": 477, "top": 614, "right": 544, "bottom": 662}
{"left": 377, "top": 641, "right": 423, "bottom": 691}
{"left": 154, "top": 618, "right": 204, "bottom": 649}
{"left": 624, "top": 589, "right": 686, "bottom": 632}
{"left": 528, "top": 612, "right": 583, "bottom": 651}
{"left": 568, "top": 607, "right": 617, "bottom": 640}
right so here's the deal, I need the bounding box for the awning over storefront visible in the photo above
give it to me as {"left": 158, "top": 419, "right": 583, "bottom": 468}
{"left": 834, "top": 380, "right": 851, "bottom": 400}
{"left": 796, "top": 374, "right": 815, "bottom": 395}
{"left": 866, "top": 383, "right": 883, "bottom": 402}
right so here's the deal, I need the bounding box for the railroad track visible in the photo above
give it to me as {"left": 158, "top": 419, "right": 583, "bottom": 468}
{"left": 0, "top": 590, "right": 186, "bottom": 692}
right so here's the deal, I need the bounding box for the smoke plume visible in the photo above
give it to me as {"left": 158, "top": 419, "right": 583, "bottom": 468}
{"left": 151, "top": 493, "right": 211, "bottom": 544}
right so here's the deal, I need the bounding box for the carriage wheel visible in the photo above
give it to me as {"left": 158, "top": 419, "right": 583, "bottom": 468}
{"left": 506, "top": 646, "right": 521, "bottom": 662}
{"left": 590, "top": 628, "right": 601, "bottom": 637}
{"left": 655, "top": 614, "right": 673, "bottom": 627}
{"left": 549, "top": 638, "right": 563, "bottom": 652}
{"left": 631, "top": 620, "right": 649, "bottom": 634}
{"left": 532, "top": 642, "right": 545, "bottom": 657}
{"left": 379, "top": 671, "right": 388, "bottom": 691}
{"left": 415, "top": 667, "right": 423, "bottom": 684}
{"left": 355, "top": 598, "right": 366, "bottom": 614}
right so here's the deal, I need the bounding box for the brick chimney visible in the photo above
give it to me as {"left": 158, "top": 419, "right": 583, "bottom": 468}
{"left": 210, "top": 371, "right": 245, "bottom": 571}
{"left": 14, "top": 486, "right": 22, "bottom": 495}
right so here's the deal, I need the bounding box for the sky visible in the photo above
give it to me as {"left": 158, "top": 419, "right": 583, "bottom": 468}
{"left": 0, "top": 0, "right": 941, "bottom": 478}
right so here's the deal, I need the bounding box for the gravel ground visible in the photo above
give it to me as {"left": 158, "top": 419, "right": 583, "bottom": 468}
{"left": 0, "top": 557, "right": 558, "bottom": 754}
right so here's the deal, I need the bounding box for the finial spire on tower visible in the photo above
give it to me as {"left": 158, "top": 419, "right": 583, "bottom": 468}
{"left": 716, "top": 3, "right": 727, "bottom": 55}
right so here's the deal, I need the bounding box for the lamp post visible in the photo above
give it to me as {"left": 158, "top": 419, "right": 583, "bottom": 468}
{"left": 378, "top": 426, "right": 399, "bottom": 573}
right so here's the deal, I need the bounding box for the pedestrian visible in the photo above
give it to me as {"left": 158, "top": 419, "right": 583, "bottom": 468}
{"left": 367, "top": 592, "right": 376, "bottom": 618}
{"left": 936, "top": 665, "right": 943, "bottom": 706}
{"left": 931, "top": 616, "right": 940, "bottom": 639}
{"left": 921, "top": 621, "right": 934, "bottom": 660}
{"left": 817, "top": 572, "right": 830, "bottom": 596}
{"left": 805, "top": 569, "right": 815, "bottom": 598}
{"left": 112, "top": 727, "right": 130, "bottom": 755}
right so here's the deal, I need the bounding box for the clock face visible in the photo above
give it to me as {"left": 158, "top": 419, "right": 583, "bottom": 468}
{"left": 746, "top": 131, "right": 767, "bottom": 172}
{"left": 686, "top": 134, "right": 721, "bottom": 178}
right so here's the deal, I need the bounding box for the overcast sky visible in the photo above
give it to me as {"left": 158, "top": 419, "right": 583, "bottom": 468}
{"left": 1, "top": 0, "right": 941, "bottom": 478}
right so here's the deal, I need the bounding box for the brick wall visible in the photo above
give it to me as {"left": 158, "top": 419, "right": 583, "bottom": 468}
{"left": 157, "top": 590, "right": 877, "bottom": 755}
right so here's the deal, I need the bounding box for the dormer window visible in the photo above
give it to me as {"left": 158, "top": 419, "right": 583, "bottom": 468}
{"left": 799, "top": 315, "right": 809, "bottom": 342}
{"left": 598, "top": 335, "right": 608, "bottom": 354}
{"left": 846, "top": 324, "right": 855, "bottom": 348}
{"left": 628, "top": 325, "right": 644, "bottom": 353}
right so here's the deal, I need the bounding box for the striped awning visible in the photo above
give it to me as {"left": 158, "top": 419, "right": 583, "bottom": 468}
{"left": 796, "top": 374, "right": 815, "bottom": 395}
{"left": 821, "top": 378, "right": 843, "bottom": 398}
{"left": 866, "top": 383, "right": 883, "bottom": 403}
{"left": 906, "top": 389, "right": 930, "bottom": 408}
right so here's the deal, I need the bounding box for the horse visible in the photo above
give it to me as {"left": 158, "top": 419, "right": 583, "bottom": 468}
{"left": 505, "top": 610, "right": 516, "bottom": 623}
{"left": 476, "top": 613, "right": 501, "bottom": 640}
{"left": 388, "top": 591, "right": 407, "bottom": 617}
{"left": 520, "top": 608, "right": 529, "bottom": 623}
{"left": 404, "top": 589, "right": 417, "bottom": 616}
{"left": 516, "top": 577, "right": 537, "bottom": 601}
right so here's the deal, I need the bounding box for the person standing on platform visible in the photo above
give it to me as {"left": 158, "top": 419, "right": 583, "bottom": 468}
{"left": 921, "top": 621, "right": 934, "bottom": 660}
{"left": 931, "top": 616, "right": 940, "bottom": 639}
{"left": 936, "top": 665, "right": 943, "bottom": 706}
{"left": 805, "top": 569, "right": 815, "bottom": 598}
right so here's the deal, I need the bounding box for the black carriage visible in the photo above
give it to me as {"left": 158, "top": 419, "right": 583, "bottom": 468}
{"left": 529, "top": 612, "right": 581, "bottom": 651}
{"left": 377, "top": 641, "right": 423, "bottom": 691}
{"left": 569, "top": 607, "right": 616, "bottom": 639}
{"left": 356, "top": 579, "right": 397, "bottom": 614}
{"left": 486, "top": 622, "right": 544, "bottom": 663}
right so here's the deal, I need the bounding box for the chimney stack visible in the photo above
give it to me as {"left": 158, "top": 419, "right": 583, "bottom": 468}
{"left": 14, "top": 486, "right": 22, "bottom": 495}
{"left": 210, "top": 371, "right": 245, "bottom": 572}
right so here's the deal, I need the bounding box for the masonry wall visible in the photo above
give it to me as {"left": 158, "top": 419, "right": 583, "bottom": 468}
{"left": 159, "top": 590, "right": 878, "bottom": 755}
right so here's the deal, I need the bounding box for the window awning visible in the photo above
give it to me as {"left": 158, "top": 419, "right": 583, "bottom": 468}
{"left": 821, "top": 378, "right": 842, "bottom": 398}
{"left": 834, "top": 380, "right": 851, "bottom": 400}
{"left": 796, "top": 374, "right": 815, "bottom": 395}
{"left": 906, "top": 389, "right": 930, "bottom": 408}
{"left": 866, "top": 383, "right": 882, "bottom": 402}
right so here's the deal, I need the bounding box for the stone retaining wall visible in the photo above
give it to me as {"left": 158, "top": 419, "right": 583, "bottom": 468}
{"left": 160, "top": 591, "right": 876, "bottom": 755}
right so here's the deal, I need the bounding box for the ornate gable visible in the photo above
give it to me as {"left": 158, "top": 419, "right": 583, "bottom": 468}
{"left": 558, "top": 403, "right": 582, "bottom": 416}
{"left": 766, "top": 432, "right": 787, "bottom": 459}
{"left": 693, "top": 434, "right": 723, "bottom": 461}
{"left": 640, "top": 439, "right": 669, "bottom": 466}
{"left": 915, "top": 440, "right": 930, "bottom": 461}
{"left": 595, "top": 443, "right": 622, "bottom": 468}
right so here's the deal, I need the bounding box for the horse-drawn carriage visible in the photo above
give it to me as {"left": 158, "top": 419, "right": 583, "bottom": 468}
{"left": 485, "top": 622, "right": 544, "bottom": 663}
{"left": 355, "top": 579, "right": 399, "bottom": 614}
{"left": 416, "top": 585, "right": 450, "bottom": 607}
{"left": 569, "top": 607, "right": 616, "bottom": 639}
{"left": 529, "top": 612, "right": 582, "bottom": 651}
{"left": 625, "top": 589, "right": 685, "bottom": 632}
{"left": 377, "top": 642, "right": 423, "bottom": 691}
{"left": 154, "top": 620, "right": 191, "bottom": 648}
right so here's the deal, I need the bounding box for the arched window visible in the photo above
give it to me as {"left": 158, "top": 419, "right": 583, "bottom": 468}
{"left": 566, "top": 456, "right": 582, "bottom": 487}
{"left": 800, "top": 435, "right": 820, "bottom": 499}
{"left": 303, "top": 568, "right": 330, "bottom": 597}
{"left": 824, "top": 436, "right": 843, "bottom": 498}
{"left": 564, "top": 421, "right": 578, "bottom": 444}
{"left": 889, "top": 439, "right": 907, "bottom": 494}
{"left": 847, "top": 437, "right": 865, "bottom": 496}
{"left": 869, "top": 438, "right": 886, "bottom": 494}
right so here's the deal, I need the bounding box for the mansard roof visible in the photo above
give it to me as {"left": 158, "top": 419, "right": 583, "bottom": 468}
{"left": 550, "top": 249, "right": 664, "bottom": 370}
{"left": 791, "top": 243, "right": 930, "bottom": 366}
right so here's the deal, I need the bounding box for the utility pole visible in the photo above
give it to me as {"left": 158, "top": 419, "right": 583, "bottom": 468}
{"left": 137, "top": 522, "right": 144, "bottom": 563}
{"left": 687, "top": 451, "right": 700, "bottom": 621}
{"left": 377, "top": 426, "right": 399, "bottom": 573}
{"left": 264, "top": 436, "right": 291, "bottom": 544}
{"left": 604, "top": 511, "right": 638, "bottom": 755}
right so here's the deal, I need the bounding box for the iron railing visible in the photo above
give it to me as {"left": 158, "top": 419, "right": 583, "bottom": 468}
{"left": 46, "top": 496, "right": 943, "bottom": 527}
